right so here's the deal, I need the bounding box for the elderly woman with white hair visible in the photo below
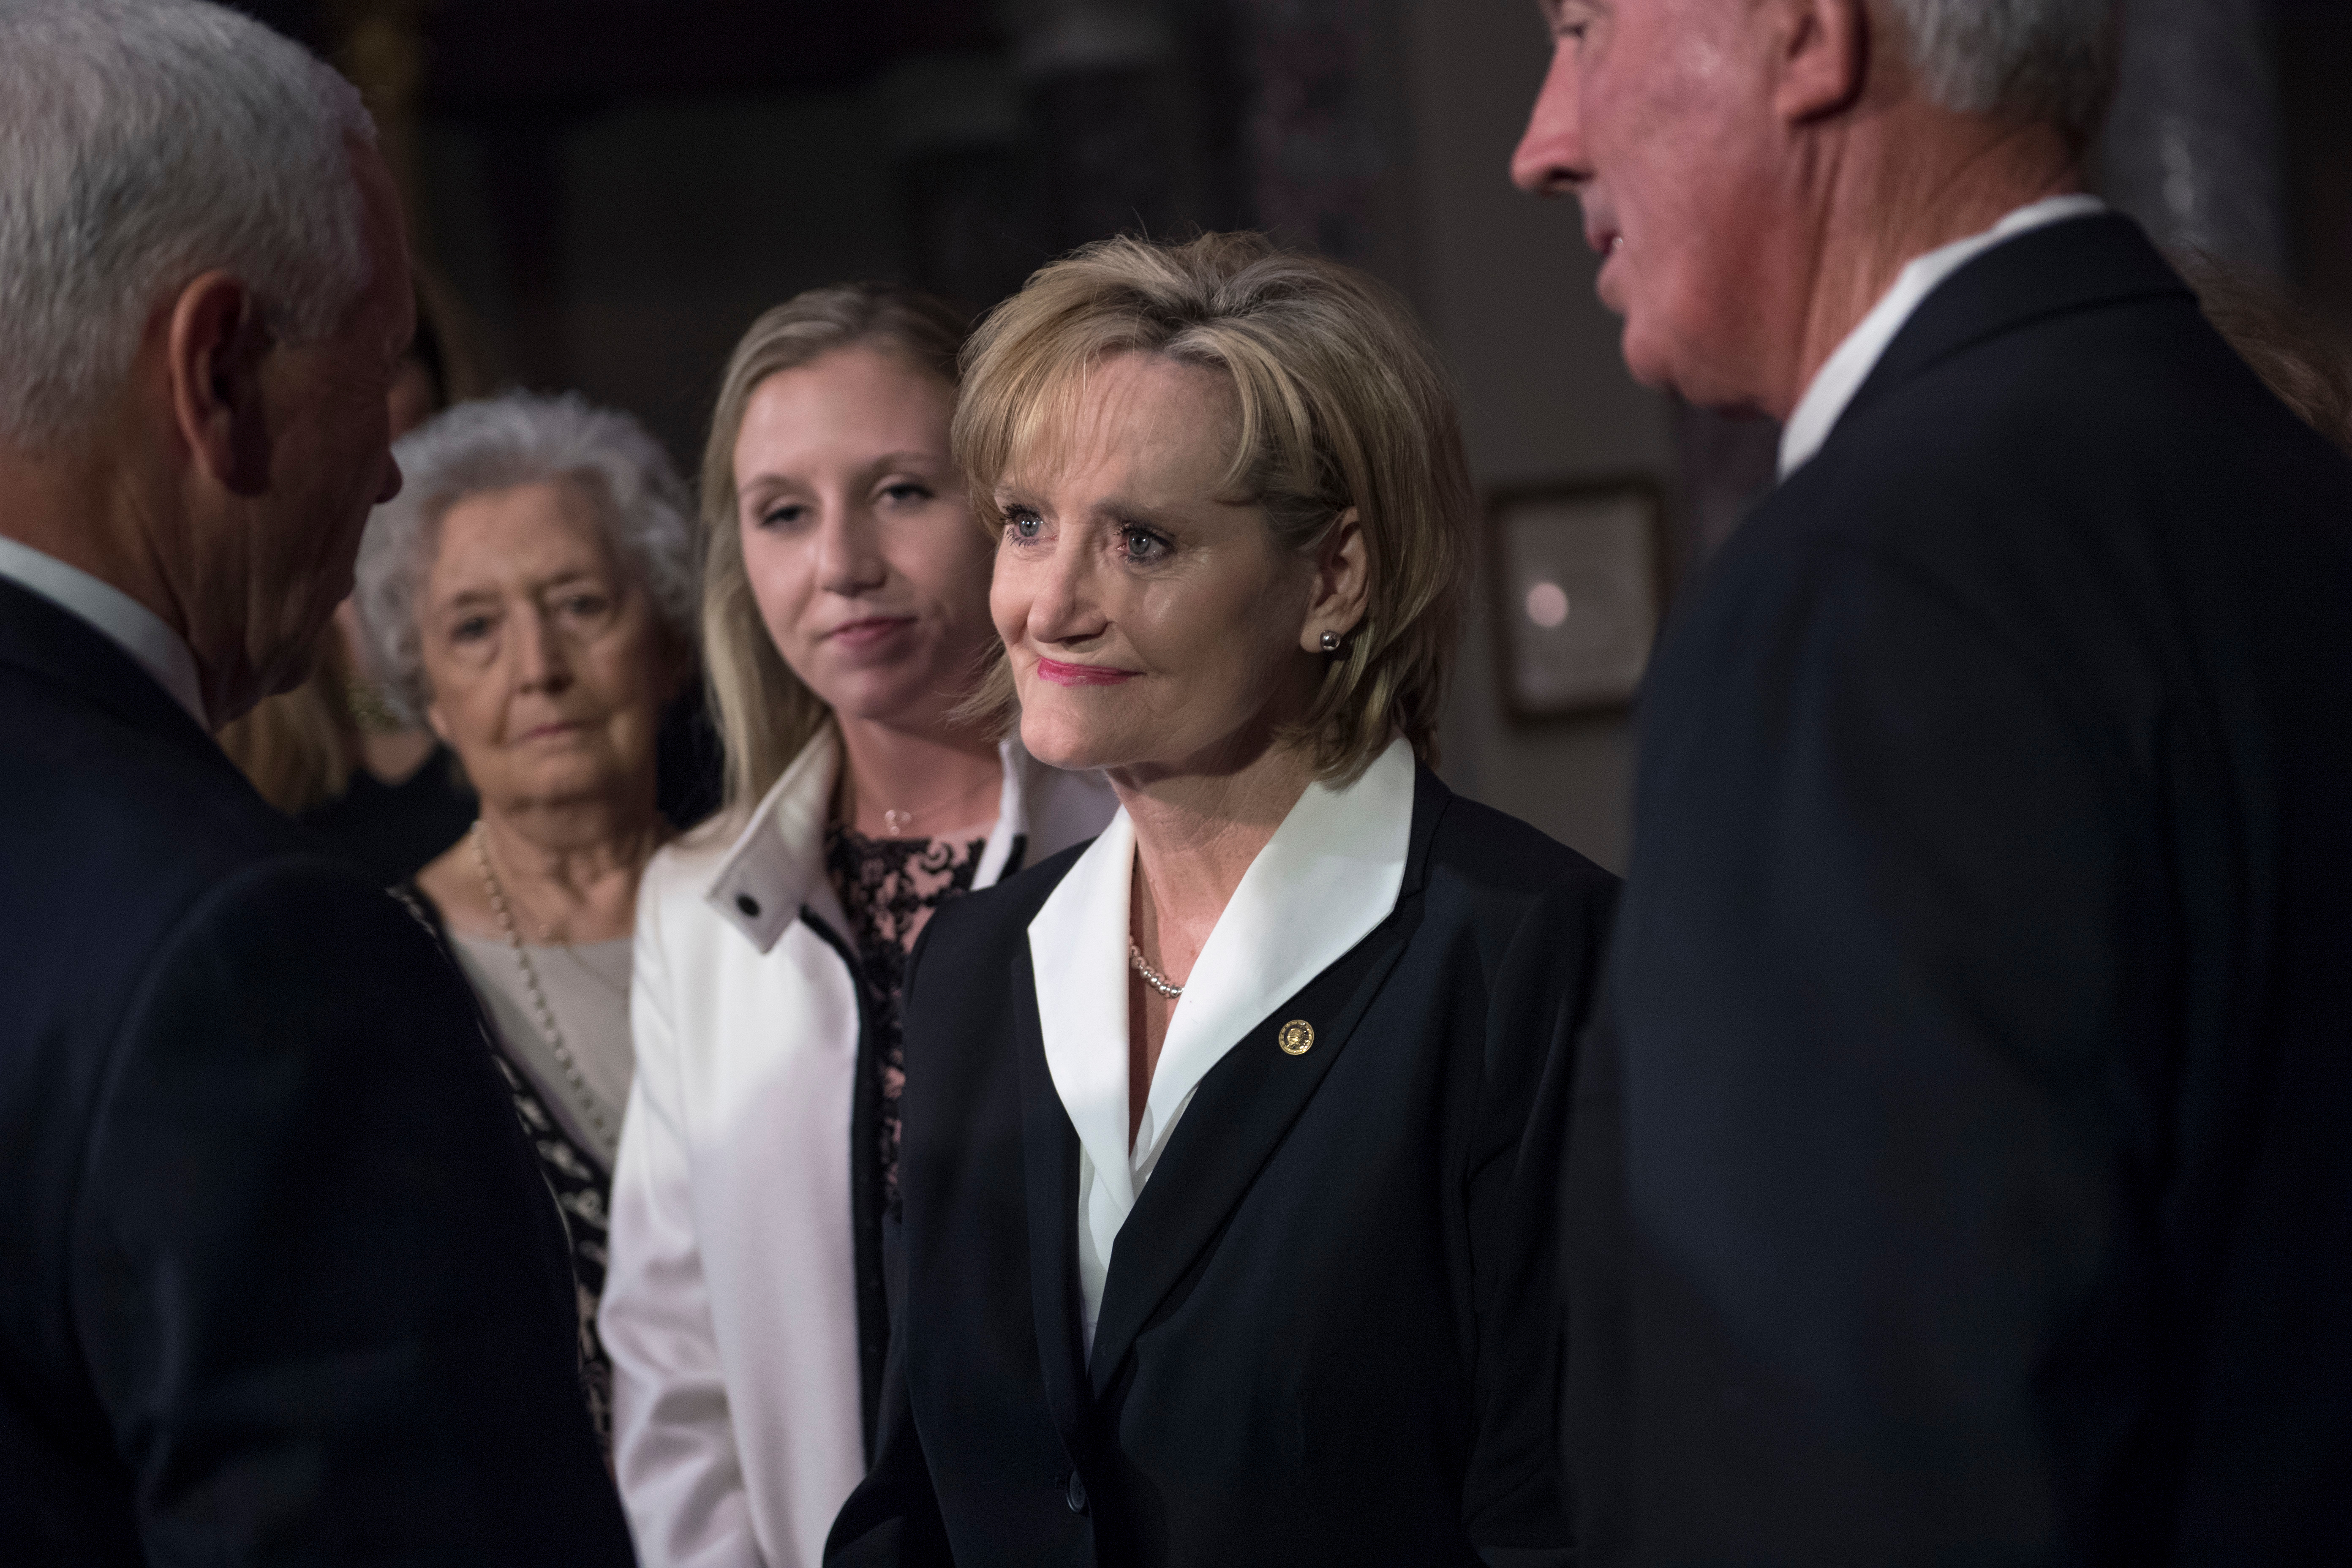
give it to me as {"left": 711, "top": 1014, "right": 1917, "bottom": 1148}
{"left": 354, "top": 389, "right": 698, "bottom": 1443}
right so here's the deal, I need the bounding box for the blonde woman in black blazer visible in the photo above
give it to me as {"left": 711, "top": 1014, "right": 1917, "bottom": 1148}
{"left": 826, "top": 232, "right": 1616, "bottom": 1568}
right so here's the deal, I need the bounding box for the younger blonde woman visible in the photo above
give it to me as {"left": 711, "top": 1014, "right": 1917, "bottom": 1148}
{"left": 599, "top": 285, "right": 1113, "bottom": 1568}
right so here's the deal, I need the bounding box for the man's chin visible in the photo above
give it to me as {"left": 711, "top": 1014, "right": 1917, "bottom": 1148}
{"left": 1622, "top": 323, "right": 1769, "bottom": 416}
{"left": 1620, "top": 321, "right": 1675, "bottom": 392}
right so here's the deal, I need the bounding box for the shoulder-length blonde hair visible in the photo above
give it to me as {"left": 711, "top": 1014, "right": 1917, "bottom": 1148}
{"left": 699, "top": 283, "right": 970, "bottom": 819}
{"left": 954, "top": 231, "right": 1473, "bottom": 783}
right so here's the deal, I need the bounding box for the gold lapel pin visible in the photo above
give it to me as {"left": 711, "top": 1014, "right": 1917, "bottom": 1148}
{"left": 1277, "top": 1019, "right": 1315, "bottom": 1056}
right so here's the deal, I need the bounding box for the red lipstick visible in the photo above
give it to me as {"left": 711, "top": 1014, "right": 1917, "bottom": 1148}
{"left": 1036, "top": 657, "right": 1137, "bottom": 688}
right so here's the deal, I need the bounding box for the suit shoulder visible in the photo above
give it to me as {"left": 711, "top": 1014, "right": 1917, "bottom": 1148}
{"left": 3, "top": 673, "right": 313, "bottom": 859}
{"left": 0, "top": 680, "right": 389, "bottom": 995}
{"left": 142, "top": 854, "right": 462, "bottom": 1008}
{"left": 1772, "top": 291, "right": 2350, "bottom": 557}
{"left": 1422, "top": 788, "right": 1619, "bottom": 912}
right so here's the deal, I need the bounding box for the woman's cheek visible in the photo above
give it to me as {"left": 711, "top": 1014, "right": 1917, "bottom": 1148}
{"left": 745, "top": 535, "right": 814, "bottom": 660}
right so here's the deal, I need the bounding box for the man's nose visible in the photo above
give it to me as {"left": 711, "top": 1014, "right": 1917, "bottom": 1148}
{"left": 1511, "top": 41, "right": 1588, "bottom": 196}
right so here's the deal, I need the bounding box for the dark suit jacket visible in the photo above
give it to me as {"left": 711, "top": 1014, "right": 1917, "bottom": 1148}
{"left": 1568, "top": 214, "right": 2352, "bottom": 1564}
{"left": 0, "top": 577, "right": 637, "bottom": 1565}
{"left": 828, "top": 768, "right": 1616, "bottom": 1568}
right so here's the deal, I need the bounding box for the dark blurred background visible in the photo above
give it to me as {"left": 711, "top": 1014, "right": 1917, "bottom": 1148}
{"left": 234, "top": 0, "right": 2352, "bottom": 871}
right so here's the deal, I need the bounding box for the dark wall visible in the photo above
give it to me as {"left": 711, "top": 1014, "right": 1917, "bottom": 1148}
{"left": 380, "top": 2, "right": 1253, "bottom": 465}
{"left": 2279, "top": 0, "right": 2352, "bottom": 338}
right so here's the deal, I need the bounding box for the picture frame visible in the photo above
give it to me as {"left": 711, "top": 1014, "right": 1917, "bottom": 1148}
{"left": 1486, "top": 476, "right": 1668, "bottom": 720}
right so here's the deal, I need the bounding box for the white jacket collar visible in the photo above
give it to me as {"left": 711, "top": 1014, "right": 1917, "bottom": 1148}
{"left": 703, "top": 727, "right": 1051, "bottom": 954}
{"left": 1027, "top": 735, "right": 1417, "bottom": 1338}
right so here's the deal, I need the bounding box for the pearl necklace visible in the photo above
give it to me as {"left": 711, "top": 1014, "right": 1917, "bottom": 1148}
{"left": 1129, "top": 939, "right": 1185, "bottom": 998}
{"left": 471, "top": 821, "right": 612, "bottom": 1145}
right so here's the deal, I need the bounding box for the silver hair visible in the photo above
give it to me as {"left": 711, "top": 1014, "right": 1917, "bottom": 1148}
{"left": 355, "top": 392, "right": 701, "bottom": 725}
{"left": 0, "top": 0, "right": 378, "bottom": 450}
{"left": 1877, "top": 0, "right": 2118, "bottom": 144}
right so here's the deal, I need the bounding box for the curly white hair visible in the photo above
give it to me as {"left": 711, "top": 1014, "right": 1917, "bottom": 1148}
{"left": 354, "top": 391, "right": 699, "bottom": 724}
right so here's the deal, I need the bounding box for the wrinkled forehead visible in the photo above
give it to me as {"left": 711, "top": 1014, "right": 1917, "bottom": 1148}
{"left": 426, "top": 475, "right": 617, "bottom": 585}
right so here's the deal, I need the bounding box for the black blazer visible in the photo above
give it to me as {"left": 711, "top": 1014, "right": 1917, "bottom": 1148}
{"left": 827, "top": 767, "right": 1616, "bottom": 1568}
{"left": 1568, "top": 215, "right": 2352, "bottom": 1563}
{"left": 0, "top": 578, "right": 635, "bottom": 1565}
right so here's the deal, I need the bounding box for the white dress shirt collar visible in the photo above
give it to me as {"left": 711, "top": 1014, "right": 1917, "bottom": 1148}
{"left": 1028, "top": 735, "right": 1417, "bottom": 1349}
{"left": 1779, "top": 194, "right": 2107, "bottom": 479}
{"left": 0, "top": 535, "right": 208, "bottom": 728}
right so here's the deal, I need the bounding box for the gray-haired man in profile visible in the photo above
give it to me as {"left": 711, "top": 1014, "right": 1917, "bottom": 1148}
{"left": 1516, "top": 0, "right": 2352, "bottom": 1562}
{"left": 0, "top": 3, "right": 634, "bottom": 1560}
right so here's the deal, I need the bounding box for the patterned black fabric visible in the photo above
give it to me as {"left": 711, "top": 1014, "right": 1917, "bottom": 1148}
{"left": 824, "top": 826, "right": 991, "bottom": 1217}
{"left": 486, "top": 1055, "right": 614, "bottom": 1446}
{"left": 390, "top": 886, "right": 614, "bottom": 1450}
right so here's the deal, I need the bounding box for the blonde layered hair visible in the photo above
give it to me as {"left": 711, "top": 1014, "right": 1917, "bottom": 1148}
{"left": 699, "top": 284, "right": 971, "bottom": 819}
{"left": 955, "top": 231, "right": 1473, "bottom": 782}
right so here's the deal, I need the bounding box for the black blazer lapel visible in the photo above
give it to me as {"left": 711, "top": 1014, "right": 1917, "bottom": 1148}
{"left": 1084, "top": 775, "right": 1449, "bottom": 1396}
{"left": 1013, "top": 964, "right": 1095, "bottom": 1464}
{"left": 1085, "top": 909, "right": 1420, "bottom": 1396}
{"left": 0, "top": 576, "right": 226, "bottom": 774}
{"left": 1840, "top": 213, "right": 2191, "bottom": 444}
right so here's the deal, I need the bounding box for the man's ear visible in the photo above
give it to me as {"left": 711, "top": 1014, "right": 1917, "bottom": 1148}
{"left": 166, "top": 271, "right": 275, "bottom": 498}
{"left": 1773, "top": 0, "right": 1870, "bottom": 125}
{"left": 1298, "top": 505, "right": 1372, "bottom": 653}
{"left": 422, "top": 694, "right": 452, "bottom": 746}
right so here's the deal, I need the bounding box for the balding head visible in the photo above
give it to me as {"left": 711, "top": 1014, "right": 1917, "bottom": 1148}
{"left": 1513, "top": 0, "right": 2115, "bottom": 415}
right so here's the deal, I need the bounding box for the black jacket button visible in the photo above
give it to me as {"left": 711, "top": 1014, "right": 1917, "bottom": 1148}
{"left": 1064, "top": 1470, "right": 1087, "bottom": 1514}
{"left": 735, "top": 893, "right": 761, "bottom": 917}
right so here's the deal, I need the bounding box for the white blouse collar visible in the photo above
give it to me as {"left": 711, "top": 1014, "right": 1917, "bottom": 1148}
{"left": 1027, "top": 735, "right": 1417, "bottom": 1339}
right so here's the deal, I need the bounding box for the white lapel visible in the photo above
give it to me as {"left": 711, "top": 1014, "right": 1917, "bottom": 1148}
{"left": 709, "top": 728, "right": 1094, "bottom": 954}
{"left": 1026, "top": 810, "right": 1141, "bottom": 1329}
{"left": 1136, "top": 735, "right": 1415, "bottom": 1173}
{"left": 1027, "top": 736, "right": 1417, "bottom": 1345}
{"left": 705, "top": 726, "right": 847, "bottom": 953}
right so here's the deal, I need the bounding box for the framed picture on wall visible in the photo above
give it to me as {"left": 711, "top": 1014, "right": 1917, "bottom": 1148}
{"left": 1487, "top": 477, "right": 1666, "bottom": 720}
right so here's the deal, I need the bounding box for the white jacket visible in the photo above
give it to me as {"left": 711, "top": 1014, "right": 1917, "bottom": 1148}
{"left": 601, "top": 728, "right": 1116, "bottom": 1568}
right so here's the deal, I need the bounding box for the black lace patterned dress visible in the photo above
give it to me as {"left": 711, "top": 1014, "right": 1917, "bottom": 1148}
{"left": 824, "top": 825, "right": 1007, "bottom": 1217}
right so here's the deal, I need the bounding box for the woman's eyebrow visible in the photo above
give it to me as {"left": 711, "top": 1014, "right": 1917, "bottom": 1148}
{"left": 1089, "top": 495, "right": 1190, "bottom": 529}
{"left": 866, "top": 450, "right": 945, "bottom": 471}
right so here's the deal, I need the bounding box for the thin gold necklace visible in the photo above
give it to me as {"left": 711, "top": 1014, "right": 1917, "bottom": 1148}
{"left": 848, "top": 770, "right": 999, "bottom": 838}
{"left": 471, "top": 821, "right": 612, "bottom": 1144}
